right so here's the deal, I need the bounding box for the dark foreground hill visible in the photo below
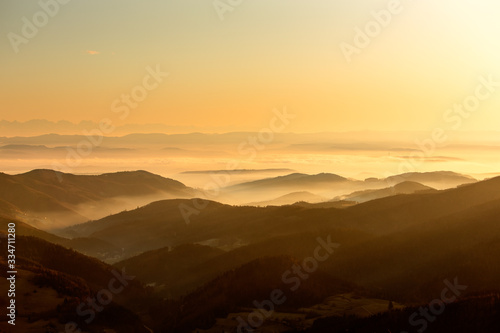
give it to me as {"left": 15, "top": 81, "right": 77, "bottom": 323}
{"left": 0, "top": 232, "right": 152, "bottom": 332}
{"left": 149, "top": 256, "right": 358, "bottom": 332}
{"left": 307, "top": 292, "right": 500, "bottom": 333}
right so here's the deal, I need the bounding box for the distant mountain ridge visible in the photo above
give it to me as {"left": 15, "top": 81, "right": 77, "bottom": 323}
{"left": 248, "top": 191, "right": 328, "bottom": 206}
{"left": 0, "top": 169, "right": 195, "bottom": 229}
{"left": 0, "top": 169, "right": 476, "bottom": 230}
{"left": 335, "top": 181, "right": 436, "bottom": 203}
{"left": 61, "top": 176, "right": 496, "bottom": 264}
{"left": 220, "top": 171, "right": 475, "bottom": 204}
{"left": 228, "top": 172, "right": 348, "bottom": 190}
{"left": 229, "top": 171, "right": 474, "bottom": 190}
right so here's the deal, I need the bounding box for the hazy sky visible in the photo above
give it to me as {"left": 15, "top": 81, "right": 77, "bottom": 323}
{"left": 2, "top": 0, "right": 500, "bottom": 133}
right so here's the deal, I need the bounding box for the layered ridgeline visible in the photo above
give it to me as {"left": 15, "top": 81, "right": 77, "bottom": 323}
{"left": 63, "top": 176, "right": 500, "bottom": 297}
{"left": 0, "top": 216, "right": 121, "bottom": 262}
{"left": 61, "top": 173, "right": 489, "bottom": 263}
{"left": 2, "top": 170, "right": 499, "bottom": 332}
{"left": 223, "top": 171, "right": 475, "bottom": 204}
{"left": 0, "top": 169, "right": 196, "bottom": 229}
{"left": 119, "top": 177, "right": 500, "bottom": 332}
{"left": 0, "top": 169, "right": 475, "bottom": 230}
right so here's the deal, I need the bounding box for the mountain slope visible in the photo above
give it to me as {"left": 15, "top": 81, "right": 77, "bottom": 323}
{"left": 384, "top": 171, "right": 476, "bottom": 189}
{"left": 248, "top": 191, "right": 328, "bottom": 206}
{"left": 61, "top": 176, "right": 500, "bottom": 261}
{"left": 0, "top": 234, "right": 150, "bottom": 332}
{"left": 321, "top": 196, "right": 500, "bottom": 302}
{"left": 114, "top": 243, "right": 225, "bottom": 297}
{"left": 342, "top": 176, "right": 500, "bottom": 234}
{"left": 336, "top": 181, "right": 435, "bottom": 203}
{"left": 307, "top": 293, "right": 500, "bottom": 333}
{"left": 0, "top": 169, "right": 195, "bottom": 229}
{"left": 0, "top": 217, "right": 122, "bottom": 262}
{"left": 220, "top": 171, "right": 474, "bottom": 204}
{"left": 115, "top": 229, "right": 371, "bottom": 298}
{"left": 227, "top": 173, "right": 348, "bottom": 191}
{"left": 151, "top": 256, "right": 357, "bottom": 332}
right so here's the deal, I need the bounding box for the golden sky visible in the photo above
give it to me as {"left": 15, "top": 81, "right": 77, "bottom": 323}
{"left": 1, "top": 0, "right": 500, "bottom": 133}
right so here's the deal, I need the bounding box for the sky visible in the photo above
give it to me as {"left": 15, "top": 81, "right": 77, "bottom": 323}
{"left": 2, "top": 0, "right": 500, "bottom": 133}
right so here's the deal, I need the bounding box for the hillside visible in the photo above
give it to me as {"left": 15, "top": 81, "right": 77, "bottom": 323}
{"left": 149, "top": 256, "right": 358, "bottom": 332}
{"left": 0, "top": 217, "right": 121, "bottom": 262}
{"left": 0, "top": 234, "right": 151, "bottom": 332}
{"left": 1, "top": 174, "right": 499, "bottom": 332}
{"left": 0, "top": 169, "right": 195, "bottom": 229}
{"left": 220, "top": 171, "right": 475, "bottom": 204}
{"left": 230, "top": 173, "right": 348, "bottom": 188}
{"left": 307, "top": 293, "right": 500, "bottom": 333}
{"left": 62, "top": 176, "right": 500, "bottom": 261}
{"left": 248, "top": 191, "right": 328, "bottom": 206}
{"left": 114, "top": 244, "right": 225, "bottom": 297}
{"left": 384, "top": 171, "right": 476, "bottom": 189}
{"left": 341, "top": 175, "right": 500, "bottom": 234}
{"left": 322, "top": 196, "right": 500, "bottom": 302}
{"left": 144, "top": 178, "right": 500, "bottom": 331}
{"left": 115, "top": 229, "right": 371, "bottom": 298}
{"left": 336, "top": 181, "right": 435, "bottom": 203}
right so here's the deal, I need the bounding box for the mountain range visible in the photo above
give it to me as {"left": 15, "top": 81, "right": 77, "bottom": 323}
{"left": 1, "top": 168, "right": 498, "bottom": 332}
{"left": 0, "top": 169, "right": 195, "bottom": 229}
